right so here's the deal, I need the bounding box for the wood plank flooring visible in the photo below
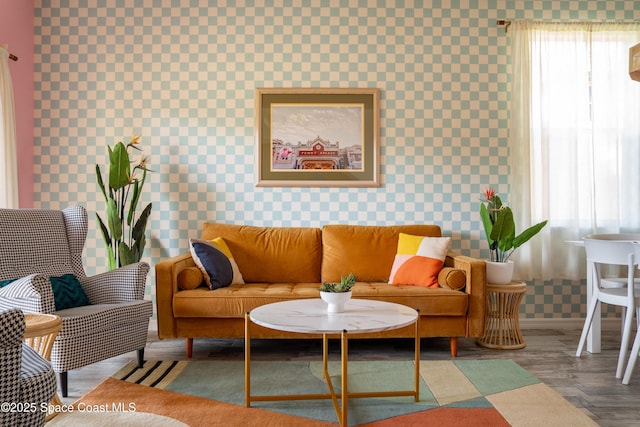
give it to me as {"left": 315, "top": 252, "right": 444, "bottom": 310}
{"left": 57, "top": 328, "right": 640, "bottom": 426}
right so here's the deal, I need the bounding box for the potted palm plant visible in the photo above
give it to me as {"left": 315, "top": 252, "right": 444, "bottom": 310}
{"left": 96, "top": 135, "right": 152, "bottom": 270}
{"left": 319, "top": 273, "right": 356, "bottom": 313}
{"left": 480, "top": 187, "right": 547, "bottom": 284}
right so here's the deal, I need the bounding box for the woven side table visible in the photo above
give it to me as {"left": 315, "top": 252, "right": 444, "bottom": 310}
{"left": 476, "top": 282, "right": 527, "bottom": 350}
{"left": 24, "top": 313, "right": 63, "bottom": 421}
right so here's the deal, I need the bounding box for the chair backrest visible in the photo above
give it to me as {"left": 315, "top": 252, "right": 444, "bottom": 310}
{"left": 584, "top": 238, "right": 637, "bottom": 296}
{"left": 0, "top": 206, "right": 87, "bottom": 281}
{"left": 583, "top": 238, "right": 636, "bottom": 266}
{"left": 633, "top": 243, "right": 640, "bottom": 271}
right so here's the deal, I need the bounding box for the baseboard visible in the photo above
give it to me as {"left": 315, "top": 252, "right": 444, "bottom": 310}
{"left": 520, "top": 317, "right": 621, "bottom": 330}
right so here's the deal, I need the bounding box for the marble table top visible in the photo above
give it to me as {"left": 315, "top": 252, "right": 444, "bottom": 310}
{"left": 249, "top": 298, "right": 418, "bottom": 335}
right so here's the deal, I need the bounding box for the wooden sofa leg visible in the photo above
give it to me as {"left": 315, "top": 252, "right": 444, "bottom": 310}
{"left": 450, "top": 337, "right": 458, "bottom": 357}
{"left": 186, "top": 338, "right": 193, "bottom": 358}
{"left": 59, "top": 372, "right": 68, "bottom": 397}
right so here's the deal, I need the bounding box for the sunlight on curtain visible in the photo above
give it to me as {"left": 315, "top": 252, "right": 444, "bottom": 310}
{"left": 509, "top": 22, "right": 640, "bottom": 281}
{"left": 0, "top": 44, "right": 19, "bottom": 209}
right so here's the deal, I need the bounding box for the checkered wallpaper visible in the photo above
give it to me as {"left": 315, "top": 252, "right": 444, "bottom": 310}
{"left": 32, "top": 1, "right": 640, "bottom": 319}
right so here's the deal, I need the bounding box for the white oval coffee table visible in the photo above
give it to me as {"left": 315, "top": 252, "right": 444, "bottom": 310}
{"left": 245, "top": 298, "right": 420, "bottom": 427}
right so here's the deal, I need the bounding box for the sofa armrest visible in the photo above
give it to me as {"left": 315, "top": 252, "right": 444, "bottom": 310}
{"left": 155, "top": 252, "right": 195, "bottom": 339}
{"left": 445, "top": 252, "right": 486, "bottom": 337}
{"left": 0, "top": 274, "right": 56, "bottom": 314}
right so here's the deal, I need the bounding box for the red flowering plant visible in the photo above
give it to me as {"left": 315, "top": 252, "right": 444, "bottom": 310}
{"left": 479, "top": 187, "right": 547, "bottom": 262}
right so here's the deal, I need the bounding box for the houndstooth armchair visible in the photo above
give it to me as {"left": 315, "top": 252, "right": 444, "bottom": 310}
{"left": 0, "top": 308, "right": 57, "bottom": 427}
{"left": 0, "top": 206, "right": 152, "bottom": 397}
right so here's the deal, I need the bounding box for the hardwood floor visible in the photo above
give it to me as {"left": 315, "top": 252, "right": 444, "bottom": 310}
{"left": 58, "top": 328, "right": 640, "bottom": 426}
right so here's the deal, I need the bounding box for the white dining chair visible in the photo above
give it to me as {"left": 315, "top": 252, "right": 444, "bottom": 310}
{"left": 576, "top": 238, "right": 639, "bottom": 379}
{"left": 622, "top": 242, "right": 640, "bottom": 384}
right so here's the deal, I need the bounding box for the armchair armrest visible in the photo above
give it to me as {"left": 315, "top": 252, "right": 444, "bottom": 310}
{"left": 155, "top": 252, "right": 195, "bottom": 339}
{"left": 445, "top": 252, "right": 486, "bottom": 337}
{"left": 81, "top": 262, "right": 150, "bottom": 304}
{"left": 0, "top": 274, "right": 56, "bottom": 314}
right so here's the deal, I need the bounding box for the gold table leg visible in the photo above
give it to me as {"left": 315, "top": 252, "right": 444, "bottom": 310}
{"left": 341, "top": 330, "right": 348, "bottom": 426}
{"left": 244, "top": 312, "right": 251, "bottom": 408}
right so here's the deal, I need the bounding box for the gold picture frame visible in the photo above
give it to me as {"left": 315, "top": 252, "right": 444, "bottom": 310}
{"left": 255, "top": 88, "right": 380, "bottom": 187}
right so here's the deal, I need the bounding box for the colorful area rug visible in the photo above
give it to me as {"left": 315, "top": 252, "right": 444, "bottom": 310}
{"left": 48, "top": 359, "right": 597, "bottom": 426}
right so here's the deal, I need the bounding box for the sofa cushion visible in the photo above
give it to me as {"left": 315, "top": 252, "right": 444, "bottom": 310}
{"left": 190, "top": 239, "right": 233, "bottom": 290}
{"left": 321, "top": 225, "right": 442, "bottom": 283}
{"left": 200, "top": 223, "right": 322, "bottom": 283}
{"left": 172, "top": 282, "right": 469, "bottom": 318}
{"left": 389, "top": 234, "right": 451, "bottom": 288}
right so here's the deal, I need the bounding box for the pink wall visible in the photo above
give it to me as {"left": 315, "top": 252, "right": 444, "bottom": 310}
{"left": 0, "top": 0, "right": 34, "bottom": 207}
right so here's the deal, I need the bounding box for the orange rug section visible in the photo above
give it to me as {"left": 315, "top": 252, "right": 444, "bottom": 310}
{"left": 76, "top": 377, "right": 334, "bottom": 427}
{"left": 360, "top": 407, "right": 510, "bottom": 427}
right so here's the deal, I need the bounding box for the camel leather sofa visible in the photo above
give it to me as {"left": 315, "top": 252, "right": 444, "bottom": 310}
{"left": 155, "top": 223, "right": 486, "bottom": 357}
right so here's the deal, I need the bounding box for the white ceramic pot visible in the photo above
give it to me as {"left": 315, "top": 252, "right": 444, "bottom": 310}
{"left": 320, "top": 291, "right": 352, "bottom": 313}
{"left": 485, "top": 260, "right": 514, "bottom": 285}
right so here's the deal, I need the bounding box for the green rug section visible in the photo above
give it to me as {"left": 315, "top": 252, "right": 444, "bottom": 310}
{"left": 309, "top": 360, "right": 434, "bottom": 402}
{"left": 165, "top": 360, "right": 432, "bottom": 424}
{"left": 158, "top": 359, "right": 529, "bottom": 425}
{"left": 454, "top": 359, "right": 540, "bottom": 396}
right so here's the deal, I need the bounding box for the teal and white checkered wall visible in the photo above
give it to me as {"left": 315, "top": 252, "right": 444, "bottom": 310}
{"left": 32, "top": 1, "right": 640, "bottom": 319}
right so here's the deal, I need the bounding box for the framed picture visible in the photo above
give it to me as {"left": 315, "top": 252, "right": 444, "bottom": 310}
{"left": 255, "top": 88, "right": 380, "bottom": 187}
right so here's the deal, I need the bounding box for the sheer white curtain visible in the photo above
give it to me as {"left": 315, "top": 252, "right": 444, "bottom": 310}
{"left": 509, "top": 22, "right": 640, "bottom": 281}
{"left": 0, "top": 44, "right": 19, "bottom": 209}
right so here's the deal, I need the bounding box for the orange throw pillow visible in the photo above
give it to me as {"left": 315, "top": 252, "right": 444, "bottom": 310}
{"left": 388, "top": 234, "right": 451, "bottom": 288}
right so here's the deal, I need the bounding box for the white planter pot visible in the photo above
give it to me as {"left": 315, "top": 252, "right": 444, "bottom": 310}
{"left": 485, "top": 260, "right": 514, "bottom": 285}
{"left": 320, "top": 291, "right": 352, "bottom": 313}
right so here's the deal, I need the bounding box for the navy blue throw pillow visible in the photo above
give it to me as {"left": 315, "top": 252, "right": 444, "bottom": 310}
{"left": 50, "top": 274, "right": 90, "bottom": 311}
{"left": 189, "top": 239, "right": 234, "bottom": 290}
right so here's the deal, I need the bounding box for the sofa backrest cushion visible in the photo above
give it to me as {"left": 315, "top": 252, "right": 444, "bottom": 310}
{"left": 200, "top": 223, "right": 322, "bottom": 283}
{"left": 321, "top": 224, "right": 442, "bottom": 283}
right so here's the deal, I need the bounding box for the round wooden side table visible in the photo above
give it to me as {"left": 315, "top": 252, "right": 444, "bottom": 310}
{"left": 476, "top": 282, "right": 527, "bottom": 350}
{"left": 24, "top": 313, "right": 63, "bottom": 421}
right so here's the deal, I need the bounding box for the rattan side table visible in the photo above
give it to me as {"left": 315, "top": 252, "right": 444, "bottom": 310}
{"left": 476, "top": 282, "right": 527, "bottom": 350}
{"left": 24, "top": 313, "right": 63, "bottom": 421}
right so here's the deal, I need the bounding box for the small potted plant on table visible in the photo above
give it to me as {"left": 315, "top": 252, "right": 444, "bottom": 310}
{"left": 319, "top": 273, "right": 356, "bottom": 313}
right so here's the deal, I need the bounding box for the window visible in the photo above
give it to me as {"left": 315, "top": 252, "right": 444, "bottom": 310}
{"left": 509, "top": 22, "right": 640, "bottom": 280}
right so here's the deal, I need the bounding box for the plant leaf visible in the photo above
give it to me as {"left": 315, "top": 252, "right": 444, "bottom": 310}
{"left": 132, "top": 203, "right": 152, "bottom": 242}
{"left": 106, "top": 198, "right": 122, "bottom": 242}
{"left": 512, "top": 220, "right": 548, "bottom": 249}
{"left": 107, "top": 247, "right": 117, "bottom": 271}
{"left": 119, "top": 242, "right": 134, "bottom": 267}
{"left": 95, "top": 164, "right": 107, "bottom": 201}
{"left": 109, "top": 142, "right": 131, "bottom": 190}
{"left": 480, "top": 203, "right": 494, "bottom": 245}
{"left": 491, "top": 207, "right": 515, "bottom": 252}
{"left": 127, "top": 179, "right": 140, "bottom": 226}
{"left": 96, "top": 213, "right": 111, "bottom": 246}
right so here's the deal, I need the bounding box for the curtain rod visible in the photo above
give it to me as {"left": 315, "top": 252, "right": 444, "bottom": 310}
{"left": 497, "top": 20, "right": 511, "bottom": 33}
{"left": 9, "top": 53, "right": 18, "bottom": 61}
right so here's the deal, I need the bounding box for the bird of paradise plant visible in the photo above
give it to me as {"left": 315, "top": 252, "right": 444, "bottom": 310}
{"left": 480, "top": 187, "right": 547, "bottom": 262}
{"left": 96, "top": 135, "right": 152, "bottom": 270}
